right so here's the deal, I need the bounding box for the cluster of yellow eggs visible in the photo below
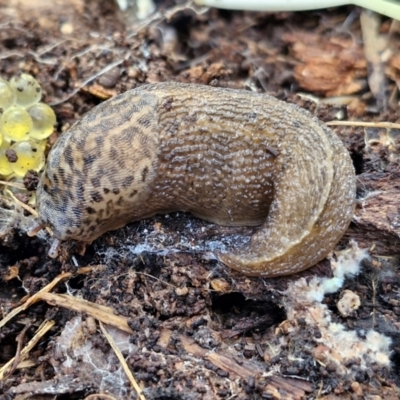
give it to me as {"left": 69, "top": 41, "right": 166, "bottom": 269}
{"left": 0, "top": 73, "right": 56, "bottom": 179}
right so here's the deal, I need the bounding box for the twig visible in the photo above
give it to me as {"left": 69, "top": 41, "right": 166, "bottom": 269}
{"left": 0, "top": 267, "right": 94, "bottom": 330}
{"left": 5, "top": 189, "right": 37, "bottom": 217}
{"left": 50, "top": 57, "right": 128, "bottom": 106}
{"left": 3, "top": 323, "right": 31, "bottom": 380}
{"left": 136, "top": 271, "right": 177, "bottom": 289}
{"left": 326, "top": 120, "right": 400, "bottom": 129}
{"left": 0, "top": 320, "right": 55, "bottom": 380}
{"left": 99, "top": 322, "right": 146, "bottom": 400}
{"left": 0, "top": 180, "right": 25, "bottom": 190}
{"left": 53, "top": 44, "right": 110, "bottom": 79}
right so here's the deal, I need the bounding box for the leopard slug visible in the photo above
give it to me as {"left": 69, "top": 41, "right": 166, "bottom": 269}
{"left": 33, "top": 82, "right": 356, "bottom": 277}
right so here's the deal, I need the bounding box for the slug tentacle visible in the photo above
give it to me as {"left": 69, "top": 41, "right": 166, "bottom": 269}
{"left": 35, "top": 83, "right": 356, "bottom": 277}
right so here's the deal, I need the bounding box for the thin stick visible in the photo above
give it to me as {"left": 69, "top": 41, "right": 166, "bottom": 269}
{"left": 3, "top": 323, "right": 31, "bottom": 379}
{"left": 4, "top": 189, "right": 55, "bottom": 236}
{"left": 99, "top": 322, "right": 146, "bottom": 400}
{"left": 326, "top": 121, "right": 400, "bottom": 129}
{"left": 50, "top": 57, "right": 128, "bottom": 106}
{"left": 0, "top": 180, "right": 26, "bottom": 190}
{"left": 0, "top": 267, "right": 94, "bottom": 330}
{"left": 5, "top": 189, "right": 37, "bottom": 217}
{"left": 0, "top": 320, "right": 55, "bottom": 380}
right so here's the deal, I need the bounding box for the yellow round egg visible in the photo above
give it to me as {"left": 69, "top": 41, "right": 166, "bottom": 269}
{"left": 0, "top": 106, "right": 33, "bottom": 141}
{"left": 0, "top": 79, "right": 16, "bottom": 112}
{"left": 0, "top": 140, "right": 13, "bottom": 176}
{"left": 9, "top": 73, "right": 42, "bottom": 107}
{"left": 35, "top": 139, "right": 47, "bottom": 152}
{"left": 27, "top": 102, "right": 56, "bottom": 140}
{"left": 8, "top": 140, "right": 45, "bottom": 177}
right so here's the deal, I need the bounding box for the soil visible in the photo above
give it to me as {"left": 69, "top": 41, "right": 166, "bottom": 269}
{"left": 1, "top": 1, "right": 400, "bottom": 399}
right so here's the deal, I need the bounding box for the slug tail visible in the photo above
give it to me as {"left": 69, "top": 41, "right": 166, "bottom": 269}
{"left": 219, "top": 125, "right": 356, "bottom": 278}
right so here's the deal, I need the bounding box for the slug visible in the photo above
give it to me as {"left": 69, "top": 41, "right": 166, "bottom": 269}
{"left": 32, "top": 82, "right": 356, "bottom": 277}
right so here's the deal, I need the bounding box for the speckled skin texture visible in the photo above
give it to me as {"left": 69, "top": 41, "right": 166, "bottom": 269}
{"left": 36, "top": 82, "right": 356, "bottom": 277}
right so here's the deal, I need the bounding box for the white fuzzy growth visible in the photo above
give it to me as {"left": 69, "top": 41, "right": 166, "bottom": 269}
{"left": 285, "top": 242, "right": 368, "bottom": 304}
{"left": 281, "top": 242, "right": 392, "bottom": 373}
{"left": 321, "top": 240, "right": 368, "bottom": 294}
{"left": 51, "top": 315, "right": 134, "bottom": 397}
{"left": 337, "top": 290, "right": 361, "bottom": 317}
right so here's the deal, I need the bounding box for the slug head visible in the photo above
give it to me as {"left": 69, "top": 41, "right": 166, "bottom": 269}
{"left": 35, "top": 90, "right": 161, "bottom": 243}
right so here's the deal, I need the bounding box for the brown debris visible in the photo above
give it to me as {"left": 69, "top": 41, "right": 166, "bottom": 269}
{"left": 283, "top": 31, "right": 367, "bottom": 96}
{"left": 180, "top": 62, "right": 232, "bottom": 84}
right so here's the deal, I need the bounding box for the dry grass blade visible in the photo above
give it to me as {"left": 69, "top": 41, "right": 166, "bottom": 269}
{"left": 50, "top": 57, "right": 128, "bottom": 106}
{"left": 0, "top": 180, "right": 26, "bottom": 190}
{"left": 0, "top": 267, "right": 95, "bottom": 330}
{"left": 0, "top": 319, "right": 55, "bottom": 380}
{"left": 37, "top": 292, "right": 134, "bottom": 334}
{"left": 326, "top": 120, "right": 400, "bottom": 129}
{"left": 5, "top": 189, "right": 37, "bottom": 217}
{"left": 99, "top": 322, "right": 146, "bottom": 400}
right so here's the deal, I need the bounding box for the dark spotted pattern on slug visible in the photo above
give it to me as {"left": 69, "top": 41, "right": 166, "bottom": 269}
{"left": 35, "top": 83, "right": 356, "bottom": 277}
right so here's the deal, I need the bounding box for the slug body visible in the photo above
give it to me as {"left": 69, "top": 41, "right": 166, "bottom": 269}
{"left": 36, "top": 83, "right": 355, "bottom": 277}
